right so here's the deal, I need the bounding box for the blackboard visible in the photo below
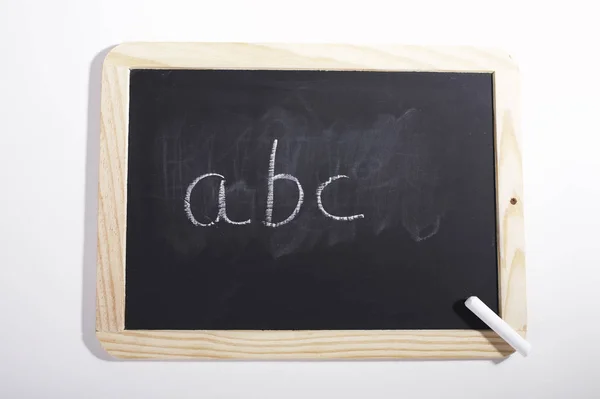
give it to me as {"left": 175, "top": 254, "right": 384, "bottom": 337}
{"left": 125, "top": 69, "right": 498, "bottom": 331}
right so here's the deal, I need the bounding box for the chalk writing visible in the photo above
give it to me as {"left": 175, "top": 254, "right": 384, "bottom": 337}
{"left": 184, "top": 173, "right": 223, "bottom": 226}
{"left": 316, "top": 175, "right": 365, "bottom": 221}
{"left": 185, "top": 140, "right": 365, "bottom": 227}
{"left": 264, "top": 139, "right": 305, "bottom": 227}
{"left": 185, "top": 173, "right": 251, "bottom": 226}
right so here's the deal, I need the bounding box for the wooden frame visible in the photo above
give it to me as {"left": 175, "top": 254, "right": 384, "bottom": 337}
{"left": 96, "top": 43, "right": 526, "bottom": 359}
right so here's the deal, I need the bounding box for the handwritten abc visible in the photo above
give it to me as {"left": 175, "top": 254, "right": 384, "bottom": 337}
{"left": 185, "top": 139, "right": 364, "bottom": 227}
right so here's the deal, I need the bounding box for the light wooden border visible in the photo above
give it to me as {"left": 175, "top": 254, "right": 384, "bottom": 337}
{"left": 96, "top": 43, "right": 526, "bottom": 359}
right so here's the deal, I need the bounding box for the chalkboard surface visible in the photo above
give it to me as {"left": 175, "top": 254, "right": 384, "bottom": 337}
{"left": 125, "top": 69, "right": 498, "bottom": 330}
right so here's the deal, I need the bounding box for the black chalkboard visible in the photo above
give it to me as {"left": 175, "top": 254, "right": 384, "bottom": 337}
{"left": 125, "top": 69, "right": 498, "bottom": 330}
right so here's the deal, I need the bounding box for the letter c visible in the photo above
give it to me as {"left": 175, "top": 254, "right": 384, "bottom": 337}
{"left": 316, "top": 175, "right": 364, "bottom": 221}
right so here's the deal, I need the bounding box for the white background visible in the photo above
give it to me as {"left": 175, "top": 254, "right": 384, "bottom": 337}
{"left": 1, "top": 0, "right": 599, "bottom": 397}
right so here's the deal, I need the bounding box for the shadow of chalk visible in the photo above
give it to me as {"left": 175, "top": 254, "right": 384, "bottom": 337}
{"left": 81, "top": 46, "right": 120, "bottom": 361}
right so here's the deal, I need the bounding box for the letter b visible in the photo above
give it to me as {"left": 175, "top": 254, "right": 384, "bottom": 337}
{"left": 264, "top": 139, "right": 304, "bottom": 227}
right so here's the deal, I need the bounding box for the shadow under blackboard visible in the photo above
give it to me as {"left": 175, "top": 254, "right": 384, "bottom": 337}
{"left": 79, "top": 48, "right": 511, "bottom": 364}
{"left": 81, "top": 46, "right": 118, "bottom": 361}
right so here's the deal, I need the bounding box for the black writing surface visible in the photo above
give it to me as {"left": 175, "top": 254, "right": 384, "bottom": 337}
{"left": 125, "top": 70, "right": 498, "bottom": 330}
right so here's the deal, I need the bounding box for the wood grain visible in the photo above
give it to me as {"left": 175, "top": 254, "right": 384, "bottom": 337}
{"left": 97, "top": 59, "right": 129, "bottom": 332}
{"left": 96, "top": 43, "right": 526, "bottom": 359}
{"left": 97, "top": 330, "right": 520, "bottom": 359}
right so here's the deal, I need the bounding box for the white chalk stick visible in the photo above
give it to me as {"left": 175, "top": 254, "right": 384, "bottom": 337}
{"left": 465, "top": 296, "right": 531, "bottom": 356}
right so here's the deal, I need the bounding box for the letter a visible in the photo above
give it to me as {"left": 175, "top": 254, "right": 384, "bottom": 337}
{"left": 185, "top": 173, "right": 250, "bottom": 226}
{"left": 264, "top": 139, "right": 304, "bottom": 227}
